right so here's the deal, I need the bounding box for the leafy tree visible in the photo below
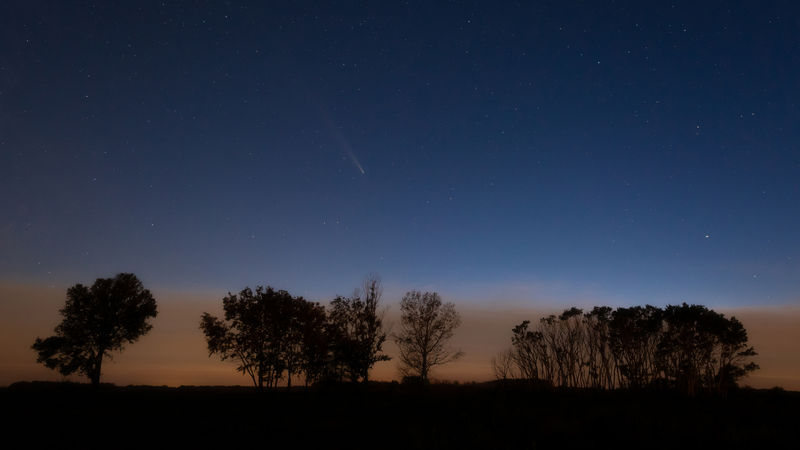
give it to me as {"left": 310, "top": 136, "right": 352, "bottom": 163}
{"left": 297, "top": 301, "right": 329, "bottom": 386}
{"left": 609, "top": 305, "right": 663, "bottom": 389}
{"left": 713, "top": 316, "right": 759, "bottom": 397}
{"left": 498, "top": 303, "right": 759, "bottom": 396}
{"left": 326, "top": 274, "right": 391, "bottom": 383}
{"left": 659, "top": 303, "right": 759, "bottom": 397}
{"left": 282, "top": 296, "right": 326, "bottom": 390}
{"left": 200, "top": 286, "right": 327, "bottom": 392}
{"left": 394, "top": 291, "right": 464, "bottom": 383}
{"left": 200, "top": 286, "right": 296, "bottom": 392}
{"left": 31, "top": 273, "right": 158, "bottom": 390}
{"left": 509, "top": 320, "right": 547, "bottom": 384}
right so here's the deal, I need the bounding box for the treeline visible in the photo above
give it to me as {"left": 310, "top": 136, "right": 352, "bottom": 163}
{"left": 200, "top": 274, "right": 390, "bottom": 392}
{"left": 491, "top": 304, "right": 759, "bottom": 397}
{"left": 31, "top": 272, "right": 760, "bottom": 397}
{"left": 33, "top": 272, "right": 466, "bottom": 393}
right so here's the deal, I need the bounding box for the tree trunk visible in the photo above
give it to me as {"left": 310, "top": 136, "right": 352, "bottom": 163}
{"left": 91, "top": 354, "right": 103, "bottom": 391}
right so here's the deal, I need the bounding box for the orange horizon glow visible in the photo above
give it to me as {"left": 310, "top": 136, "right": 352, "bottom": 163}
{"left": 2, "top": 282, "right": 798, "bottom": 391}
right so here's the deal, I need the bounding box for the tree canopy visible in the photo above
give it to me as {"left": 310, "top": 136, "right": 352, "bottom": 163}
{"left": 201, "top": 275, "right": 391, "bottom": 391}
{"left": 326, "top": 273, "right": 391, "bottom": 383}
{"left": 200, "top": 286, "right": 333, "bottom": 392}
{"left": 31, "top": 273, "right": 158, "bottom": 389}
{"left": 494, "top": 303, "right": 759, "bottom": 397}
{"left": 202, "top": 287, "right": 291, "bottom": 392}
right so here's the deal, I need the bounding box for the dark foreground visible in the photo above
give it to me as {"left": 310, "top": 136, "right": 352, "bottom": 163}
{"left": 3, "top": 381, "right": 799, "bottom": 449}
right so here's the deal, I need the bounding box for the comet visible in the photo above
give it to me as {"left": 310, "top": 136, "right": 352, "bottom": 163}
{"left": 307, "top": 90, "right": 365, "bottom": 174}
{"left": 330, "top": 123, "right": 365, "bottom": 174}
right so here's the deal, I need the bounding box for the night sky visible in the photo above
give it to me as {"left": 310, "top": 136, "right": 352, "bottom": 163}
{"left": 2, "top": 1, "right": 799, "bottom": 386}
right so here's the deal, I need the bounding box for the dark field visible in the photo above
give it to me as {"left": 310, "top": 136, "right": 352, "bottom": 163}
{"left": 3, "top": 382, "right": 799, "bottom": 449}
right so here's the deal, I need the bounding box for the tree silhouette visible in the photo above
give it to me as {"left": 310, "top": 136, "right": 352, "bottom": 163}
{"left": 490, "top": 348, "right": 518, "bottom": 382}
{"left": 498, "top": 303, "right": 759, "bottom": 396}
{"left": 583, "top": 306, "right": 614, "bottom": 389}
{"left": 394, "top": 291, "right": 464, "bottom": 383}
{"left": 282, "top": 296, "right": 325, "bottom": 390}
{"left": 659, "top": 303, "right": 759, "bottom": 397}
{"left": 200, "top": 286, "right": 328, "bottom": 392}
{"left": 200, "top": 286, "right": 294, "bottom": 392}
{"left": 296, "top": 300, "right": 328, "bottom": 386}
{"left": 609, "top": 305, "right": 663, "bottom": 389}
{"left": 31, "top": 273, "right": 158, "bottom": 390}
{"left": 326, "top": 273, "right": 391, "bottom": 383}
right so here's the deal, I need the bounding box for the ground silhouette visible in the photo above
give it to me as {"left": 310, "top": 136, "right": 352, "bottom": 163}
{"left": 2, "top": 381, "right": 799, "bottom": 449}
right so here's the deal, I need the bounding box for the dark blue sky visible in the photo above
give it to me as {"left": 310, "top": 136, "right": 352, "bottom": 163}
{"left": 2, "top": 0, "right": 798, "bottom": 308}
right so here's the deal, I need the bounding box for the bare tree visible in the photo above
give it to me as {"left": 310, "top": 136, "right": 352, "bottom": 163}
{"left": 490, "top": 348, "right": 518, "bottom": 381}
{"left": 583, "top": 306, "right": 614, "bottom": 389}
{"left": 394, "top": 291, "right": 464, "bottom": 382}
